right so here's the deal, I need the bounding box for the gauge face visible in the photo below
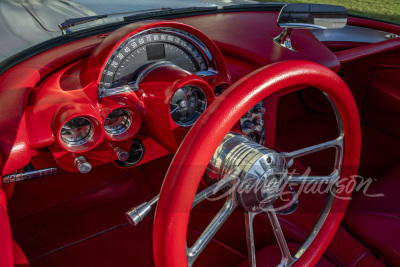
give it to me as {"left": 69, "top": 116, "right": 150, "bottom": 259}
{"left": 170, "top": 86, "right": 207, "bottom": 126}
{"left": 104, "top": 108, "right": 131, "bottom": 136}
{"left": 100, "top": 29, "right": 209, "bottom": 94}
{"left": 60, "top": 117, "right": 93, "bottom": 146}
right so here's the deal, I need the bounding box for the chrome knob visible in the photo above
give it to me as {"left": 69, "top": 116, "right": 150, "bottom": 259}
{"left": 126, "top": 195, "right": 159, "bottom": 226}
{"left": 115, "top": 147, "right": 129, "bottom": 162}
{"left": 253, "top": 104, "right": 265, "bottom": 114}
{"left": 243, "top": 120, "right": 256, "bottom": 130}
{"left": 74, "top": 156, "right": 91, "bottom": 174}
{"left": 242, "top": 111, "right": 252, "bottom": 118}
{"left": 126, "top": 202, "right": 152, "bottom": 226}
{"left": 253, "top": 117, "right": 265, "bottom": 126}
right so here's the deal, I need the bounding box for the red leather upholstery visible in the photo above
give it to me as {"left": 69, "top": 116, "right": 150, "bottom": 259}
{"left": 363, "top": 68, "right": 400, "bottom": 138}
{"left": 344, "top": 164, "right": 400, "bottom": 266}
{"left": 237, "top": 243, "right": 336, "bottom": 267}
{"left": 335, "top": 38, "right": 400, "bottom": 63}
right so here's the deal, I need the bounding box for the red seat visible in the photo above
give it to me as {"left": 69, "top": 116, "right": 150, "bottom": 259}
{"left": 237, "top": 242, "right": 339, "bottom": 267}
{"left": 344, "top": 164, "right": 400, "bottom": 266}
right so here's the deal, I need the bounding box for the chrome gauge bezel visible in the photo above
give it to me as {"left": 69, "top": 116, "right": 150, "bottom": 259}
{"left": 99, "top": 27, "right": 217, "bottom": 98}
{"left": 104, "top": 108, "right": 132, "bottom": 136}
{"left": 170, "top": 85, "right": 207, "bottom": 127}
{"left": 60, "top": 117, "right": 94, "bottom": 147}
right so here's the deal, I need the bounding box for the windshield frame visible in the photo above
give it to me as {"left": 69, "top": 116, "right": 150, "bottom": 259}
{"left": 0, "top": 3, "right": 398, "bottom": 76}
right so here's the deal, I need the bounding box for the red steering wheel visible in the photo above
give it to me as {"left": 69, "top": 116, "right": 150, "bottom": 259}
{"left": 153, "top": 60, "right": 361, "bottom": 266}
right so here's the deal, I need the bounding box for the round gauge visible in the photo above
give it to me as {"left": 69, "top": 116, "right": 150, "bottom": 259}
{"left": 170, "top": 85, "right": 207, "bottom": 126}
{"left": 104, "top": 108, "right": 132, "bottom": 136}
{"left": 99, "top": 30, "right": 209, "bottom": 94}
{"left": 60, "top": 117, "right": 94, "bottom": 146}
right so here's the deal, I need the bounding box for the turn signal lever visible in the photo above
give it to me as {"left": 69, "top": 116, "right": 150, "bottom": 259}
{"left": 2, "top": 167, "right": 57, "bottom": 184}
{"left": 126, "top": 195, "right": 159, "bottom": 226}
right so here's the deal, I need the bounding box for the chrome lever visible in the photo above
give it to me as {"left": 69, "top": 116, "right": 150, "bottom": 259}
{"left": 126, "top": 195, "right": 159, "bottom": 226}
{"left": 2, "top": 167, "right": 57, "bottom": 184}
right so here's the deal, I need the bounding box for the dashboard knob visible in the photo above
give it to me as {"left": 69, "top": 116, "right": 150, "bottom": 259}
{"left": 74, "top": 156, "right": 91, "bottom": 174}
{"left": 242, "top": 120, "right": 256, "bottom": 130}
{"left": 253, "top": 104, "right": 265, "bottom": 114}
{"left": 115, "top": 147, "right": 130, "bottom": 162}
{"left": 242, "top": 111, "right": 252, "bottom": 118}
{"left": 253, "top": 117, "right": 265, "bottom": 126}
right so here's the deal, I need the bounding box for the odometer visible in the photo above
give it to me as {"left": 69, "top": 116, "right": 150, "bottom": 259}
{"left": 99, "top": 28, "right": 211, "bottom": 97}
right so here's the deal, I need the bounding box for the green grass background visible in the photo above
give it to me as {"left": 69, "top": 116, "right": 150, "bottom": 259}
{"left": 257, "top": 0, "right": 400, "bottom": 24}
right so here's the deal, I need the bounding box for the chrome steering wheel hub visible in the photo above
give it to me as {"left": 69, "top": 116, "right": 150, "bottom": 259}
{"left": 204, "top": 132, "right": 288, "bottom": 213}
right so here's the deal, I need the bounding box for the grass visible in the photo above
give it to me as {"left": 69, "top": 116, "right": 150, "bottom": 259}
{"left": 257, "top": 0, "right": 400, "bottom": 24}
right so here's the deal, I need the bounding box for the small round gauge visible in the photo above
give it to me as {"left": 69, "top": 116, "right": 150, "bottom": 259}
{"left": 104, "top": 108, "right": 132, "bottom": 136}
{"left": 60, "top": 117, "right": 94, "bottom": 146}
{"left": 170, "top": 85, "right": 207, "bottom": 126}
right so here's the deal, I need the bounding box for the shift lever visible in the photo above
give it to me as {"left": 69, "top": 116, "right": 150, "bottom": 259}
{"left": 126, "top": 195, "right": 159, "bottom": 226}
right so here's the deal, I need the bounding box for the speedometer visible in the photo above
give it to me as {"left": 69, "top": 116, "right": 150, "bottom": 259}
{"left": 99, "top": 28, "right": 212, "bottom": 97}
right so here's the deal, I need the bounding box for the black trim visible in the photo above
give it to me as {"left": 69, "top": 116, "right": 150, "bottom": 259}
{"left": 0, "top": 4, "right": 285, "bottom": 76}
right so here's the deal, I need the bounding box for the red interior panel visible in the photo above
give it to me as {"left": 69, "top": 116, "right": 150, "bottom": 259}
{"left": 363, "top": 67, "right": 400, "bottom": 138}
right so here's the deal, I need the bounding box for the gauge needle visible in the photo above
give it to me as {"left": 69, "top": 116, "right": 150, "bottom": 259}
{"left": 183, "top": 88, "right": 193, "bottom": 100}
{"left": 171, "top": 106, "right": 180, "bottom": 114}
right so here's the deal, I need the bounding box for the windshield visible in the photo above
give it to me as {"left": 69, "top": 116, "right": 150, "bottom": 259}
{"left": 0, "top": 0, "right": 398, "bottom": 64}
{"left": 264, "top": 0, "right": 400, "bottom": 25}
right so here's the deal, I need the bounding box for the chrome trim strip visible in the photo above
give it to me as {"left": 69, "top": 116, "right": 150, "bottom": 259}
{"left": 311, "top": 25, "right": 400, "bottom": 43}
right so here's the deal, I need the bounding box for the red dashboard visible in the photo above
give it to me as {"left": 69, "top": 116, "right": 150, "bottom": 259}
{"left": 0, "top": 12, "right": 340, "bottom": 176}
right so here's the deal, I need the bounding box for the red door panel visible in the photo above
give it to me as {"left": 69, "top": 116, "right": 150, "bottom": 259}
{"left": 363, "top": 67, "right": 400, "bottom": 138}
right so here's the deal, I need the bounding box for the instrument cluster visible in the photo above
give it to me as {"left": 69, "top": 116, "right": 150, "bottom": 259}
{"left": 45, "top": 21, "right": 231, "bottom": 172}
{"left": 98, "top": 27, "right": 214, "bottom": 97}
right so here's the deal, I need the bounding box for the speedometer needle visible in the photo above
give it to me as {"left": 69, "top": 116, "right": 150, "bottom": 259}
{"left": 171, "top": 106, "right": 180, "bottom": 114}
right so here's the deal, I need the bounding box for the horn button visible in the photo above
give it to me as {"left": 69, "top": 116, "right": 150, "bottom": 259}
{"left": 204, "top": 133, "right": 288, "bottom": 212}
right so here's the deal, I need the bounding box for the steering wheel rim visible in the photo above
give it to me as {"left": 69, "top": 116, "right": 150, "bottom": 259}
{"left": 153, "top": 60, "right": 361, "bottom": 267}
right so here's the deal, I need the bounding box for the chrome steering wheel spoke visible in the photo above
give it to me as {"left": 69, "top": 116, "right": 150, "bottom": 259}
{"left": 281, "top": 93, "right": 344, "bottom": 185}
{"left": 245, "top": 211, "right": 257, "bottom": 267}
{"left": 244, "top": 209, "right": 296, "bottom": 267}
{"left": 281, "top": 136, "right": 343, "bottom": 185}
{"left": 187, "top": 179, "right": 236, "bottom": 266}
{"left": 266, "top": 210, "right": 295, "bottom": 267}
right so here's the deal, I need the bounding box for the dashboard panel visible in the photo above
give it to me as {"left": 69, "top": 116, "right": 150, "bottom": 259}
{"left": 0, "top": 12, "right": 341, "bottom": 176}
{"left": 21, "top": 21, "right": 231, "bottom": 173}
